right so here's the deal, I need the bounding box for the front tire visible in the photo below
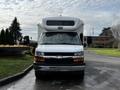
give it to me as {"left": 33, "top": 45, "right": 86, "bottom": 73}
{"left": 80, "top": 70, "right": 85, "bottom": 79}
{"left": 35, "top": 71, "right": 41, "bottom": 79}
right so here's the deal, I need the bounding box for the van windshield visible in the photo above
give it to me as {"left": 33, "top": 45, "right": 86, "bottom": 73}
{"left": 39, "top": 32, "right": 81, "bottom": 45}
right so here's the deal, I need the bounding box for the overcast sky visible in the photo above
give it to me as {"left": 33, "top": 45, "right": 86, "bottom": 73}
{"left": 0, "top": 0, "right": 120, "bottom": 40}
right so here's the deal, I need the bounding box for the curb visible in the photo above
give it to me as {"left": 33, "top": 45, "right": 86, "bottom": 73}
{"left": 0, "top": 64, "right": 33, "bottom": 86}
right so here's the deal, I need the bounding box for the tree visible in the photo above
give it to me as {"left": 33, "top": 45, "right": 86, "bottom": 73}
{"left": 23, "top": 36, "right": 30, "bottom": 45}
{"left": 100, "top": 27, "right": 113, "bottom": 36}
{"left": 0, "top": 30, "right": 1, "bottom": 44}
{"left": 0, "top": 29, "right": 6, "bottom": 44}
{"left": 9, "top": 17, "right": 22, "bottom": 44}
{"left": 5, "top": 28, "right": 9, "bottom": 44}
{"left": 111, "top": 24, "right": 120, "bottom": 48}
{"left": 9, "top": 31, "right": 14, "bottom": 45}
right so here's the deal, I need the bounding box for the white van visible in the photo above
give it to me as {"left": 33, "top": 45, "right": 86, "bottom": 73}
{"left": 33, "top": 16, "right": 85, "bottom": 78}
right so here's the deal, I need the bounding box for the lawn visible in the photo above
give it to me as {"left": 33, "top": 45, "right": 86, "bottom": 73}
{"left": 0, "top": 55, "right": 33, "bottom": 79}
{"left": 88, "top": 48, "right": 120, "bottom": 57}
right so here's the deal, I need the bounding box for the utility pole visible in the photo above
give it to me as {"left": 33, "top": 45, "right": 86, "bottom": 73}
{"left": 92, "top": 27, "right": 94, "bottom": 47}
{"left": 92, "top": 27, "right": 94, "bottom": 36}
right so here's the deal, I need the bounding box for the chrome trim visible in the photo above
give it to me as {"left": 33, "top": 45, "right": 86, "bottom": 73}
{"left": 35, "top": 56, "right": 84, "bottom": 59}
{"left": 36, "top": 65, "right": 85, "bottom": 71}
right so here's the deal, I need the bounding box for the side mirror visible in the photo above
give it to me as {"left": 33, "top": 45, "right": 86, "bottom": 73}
{"left": 83, "top": 43, "right": 87, "bottom": 47}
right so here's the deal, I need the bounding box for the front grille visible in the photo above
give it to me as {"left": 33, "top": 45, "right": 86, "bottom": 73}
{"left": 45, "top": 58, "right": 73, "bottom": 65}
{"left": 44, "top": 52, "right": 74, "bottom": 56}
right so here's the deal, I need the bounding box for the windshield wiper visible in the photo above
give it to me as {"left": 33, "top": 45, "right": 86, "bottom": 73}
{"left": 40, "top": 43, "right": 80, "bottom": 45}
{"left": 40, "top": 43, "right": 56, "bottom": 45}
{"left": 58, "top": 43, "right": 76, "bottom": 45}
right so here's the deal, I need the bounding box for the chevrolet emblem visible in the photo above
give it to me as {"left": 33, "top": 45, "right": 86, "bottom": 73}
{"left": 57, "top": 56, "right": 63, "bottom": 59}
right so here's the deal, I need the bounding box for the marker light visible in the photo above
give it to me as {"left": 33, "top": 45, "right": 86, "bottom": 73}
{"left": 73, "top": 57, "right": 84, "bottom": 64}
{"left": 34, "top": 56, "right": 45, "bottom": 62}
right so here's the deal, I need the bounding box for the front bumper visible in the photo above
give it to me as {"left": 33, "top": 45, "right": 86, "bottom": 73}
{"left": 33, "top": 64, "right": 85, "bottom": 72}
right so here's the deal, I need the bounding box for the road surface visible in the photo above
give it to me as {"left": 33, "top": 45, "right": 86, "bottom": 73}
{"left": 0, "top": 51, "right": 120, "bottom": 90}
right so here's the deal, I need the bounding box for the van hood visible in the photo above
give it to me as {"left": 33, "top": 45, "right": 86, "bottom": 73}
{"left": 36, "top": 45, "right": 83, "bottom": 53}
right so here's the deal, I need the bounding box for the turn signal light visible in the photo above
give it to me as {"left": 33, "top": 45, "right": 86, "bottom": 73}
{"left": 73, "top": 57, "right": 84, "bottom": 64}
{"left": 34, "top": 56, "right": 45, "bottom": 62}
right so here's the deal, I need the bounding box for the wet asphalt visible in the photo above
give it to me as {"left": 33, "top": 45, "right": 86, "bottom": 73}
{"left": 0, "top": 51, "right": 120, "bottom": 90}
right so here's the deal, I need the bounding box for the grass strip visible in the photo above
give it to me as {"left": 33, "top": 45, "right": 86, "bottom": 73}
{"left": 88, "top": 48, "right": 120, "bottom": 57}
{"left": 0, "top": 55, "right": 33, "bottom": 79}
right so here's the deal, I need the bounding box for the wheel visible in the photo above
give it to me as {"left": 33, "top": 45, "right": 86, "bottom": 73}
{"left": 80, "top": 70, "right": 85, "bottom": 79}
{"left": 35, "top": 71, "right": 41, "bottom": 79}
{"left": 35, "top": 71, "right": 47, "bottom": 80}
{"left": 74, "top": 70, "right": 85, "bottom": 79}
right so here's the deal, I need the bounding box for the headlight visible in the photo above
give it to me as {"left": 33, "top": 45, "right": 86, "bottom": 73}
{"left": 35, "top": 51, "right": 44, "bottom": 56}
{"left": 74, "top": 51, "right": 84, "bottom": 56}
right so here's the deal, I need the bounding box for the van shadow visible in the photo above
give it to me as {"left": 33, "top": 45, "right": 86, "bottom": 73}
{"left": 34, "top": 73, "right": 85, "bottom": 90}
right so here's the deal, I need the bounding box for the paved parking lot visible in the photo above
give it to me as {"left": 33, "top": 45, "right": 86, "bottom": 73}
{"left": 0, "top": 51, "right": 120, "bottom": 90}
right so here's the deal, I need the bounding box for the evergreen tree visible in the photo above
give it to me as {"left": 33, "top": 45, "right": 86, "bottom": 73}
{"left": 9, "top": 17, "right": 22, "bottom": 44}
{"left": 5, "top": 28, "right": 11, "bottom": 44}
{"left": 0, "top": 29, "right": 5, "bottom": 44}
{"left": 0, "top": 30, "right": 1, "bottom": 44}
{"left": 23, "top": 36, "right": 30, "bottom": 45}
{"left": 9, "top": 31, "right": 14, "bottom": 45}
